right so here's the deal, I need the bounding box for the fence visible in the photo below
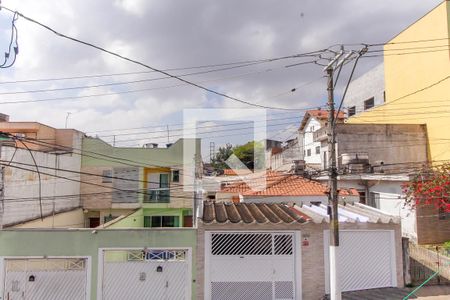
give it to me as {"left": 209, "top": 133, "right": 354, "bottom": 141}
{"left": 409, "top": 242, "right": 450, "bottom": 284}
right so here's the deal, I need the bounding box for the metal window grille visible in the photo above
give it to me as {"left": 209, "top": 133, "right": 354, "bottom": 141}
{"left": 211, "top": 233, "right": 272, "bottom": 256}
{"left": 274, "top": 234, "right": 293, "bottom": 255}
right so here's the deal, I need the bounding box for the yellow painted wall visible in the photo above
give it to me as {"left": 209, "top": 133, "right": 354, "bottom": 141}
{"left": 13, "top": 208, "right": 85, "bottom": 228}
{"left": 348, "top": 1, "right": 450, "bottom": 164}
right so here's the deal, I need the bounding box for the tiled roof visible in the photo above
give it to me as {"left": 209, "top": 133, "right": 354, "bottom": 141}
{"left": 299, "top": 109, "right": 345, "bottom": 131}
{"left": 221, "top": 171, "right": 359, "bottom": 197}
{"left": 202, "top": 201, "right": 399, "bottom": 225}
{"left": 202, "top": 201, "right": 310, "bottom": 224}
{"left": 221, "top": 170, "right": 289, "bottom": 193}
{"left": 294, "top": 203, "right": 400, "bottom": 224}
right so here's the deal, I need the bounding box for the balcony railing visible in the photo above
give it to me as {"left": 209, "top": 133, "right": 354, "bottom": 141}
{"left": 144, "top": 188, "right": 170, "bottom": 203}
{"left": 313, "top": 127, "right": 328, "bottom": 141}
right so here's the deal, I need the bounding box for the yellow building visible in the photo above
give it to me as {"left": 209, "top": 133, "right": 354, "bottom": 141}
{"left": 348, "top": 1, "right": 450, "bottom": 164}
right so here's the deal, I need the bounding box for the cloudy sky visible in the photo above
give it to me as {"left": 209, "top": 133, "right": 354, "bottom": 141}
{"left": 0, "top": 0, "right": 444, "bottom": 154}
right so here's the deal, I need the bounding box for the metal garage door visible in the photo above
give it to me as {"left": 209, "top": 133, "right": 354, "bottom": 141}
{"left": 324, "top": 230, "right": 397, "bottom": 292}
{"left": 3, "top": 258, "right": 88, "bottom": 300}
{"left": 206, "top": 232, "right": 300, "bottom": 300}
{"left": 101, "top": 248, "right": 191, "bottom": 300}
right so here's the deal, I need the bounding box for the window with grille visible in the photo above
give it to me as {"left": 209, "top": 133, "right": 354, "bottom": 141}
{"left": 315, "top": 146, "right": 320, "bottom": 155}
{"left": 364, "top": 97, "right": 375, "bottom": 110}
{"left": 211, "top": 233, "right": 293, "bottom": 256}
{"left": 348, "top": 106, "right": 356, "bottom": 116}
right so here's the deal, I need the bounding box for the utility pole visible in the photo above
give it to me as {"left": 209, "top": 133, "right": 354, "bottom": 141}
{"left": 325, "top": 47, "right": 344, "bottom": 300}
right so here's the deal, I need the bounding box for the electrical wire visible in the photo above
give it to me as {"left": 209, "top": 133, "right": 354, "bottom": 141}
{"left": 0, "top": 5, "right": 326, "bottom": 111}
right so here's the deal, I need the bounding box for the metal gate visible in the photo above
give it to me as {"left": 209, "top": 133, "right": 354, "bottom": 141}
{"left": 3, "top": 258, "right": 88, "bottom": 300}
{"left": 101, "top": 248, "right": 191, "bottom": 300}
{"left": 205, "top": 232, "right": 299, "bottom": 300}
{"left": 324, "top": 230, "right": 397, "bottom": 292}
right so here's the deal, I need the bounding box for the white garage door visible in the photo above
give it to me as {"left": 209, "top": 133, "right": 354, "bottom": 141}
{"left": 206, "top": 232, "right": 300, "bottom": 300}
{"left": 324, "top": 230, "right": 397, "bottom": 292}
{"left": 3, "top": 258, "right": 88, "bottom": 300}
{"left": 101, "top": 248, "right": 191, "bottom": 300}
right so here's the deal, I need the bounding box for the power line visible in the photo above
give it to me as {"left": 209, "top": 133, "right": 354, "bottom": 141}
{"left": 0, "top": 6, "right": 326, "bottom": 111}
{"left": 0, "top": 54, "right": 320, "bottom": 85}
{"left": 0, "top": 58, "right": 318, "bottom": 95}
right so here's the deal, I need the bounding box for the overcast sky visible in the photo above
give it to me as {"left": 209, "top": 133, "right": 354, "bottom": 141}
{"left": 0, "top": 0, "right": 444, "bottom": 153}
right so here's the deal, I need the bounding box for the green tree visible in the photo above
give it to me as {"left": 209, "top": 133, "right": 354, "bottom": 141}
{"left": 211, "top": 144, "right": 233, "bottom": 170}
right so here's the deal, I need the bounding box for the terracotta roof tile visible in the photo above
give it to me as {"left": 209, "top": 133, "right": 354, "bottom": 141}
{"left": 202, "top": 201, "right": 309, "bottom": 224}
{"left": 299, "top": 109, "right": 345, "bottom": 131}
{"left": 221, "top": 171, "right": 358, "bottom": 197}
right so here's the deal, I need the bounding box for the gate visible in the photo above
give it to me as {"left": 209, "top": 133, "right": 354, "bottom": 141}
{"left": 2, "top": 258, "right": 88, "bottom": 300}
{"left": 205, "top": 232, "right": 299, "bottom": 300}
{"left": 101, "top": 248, "right": 191, "bottom": 300}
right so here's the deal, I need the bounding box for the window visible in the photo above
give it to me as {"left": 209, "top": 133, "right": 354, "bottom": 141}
{"left": 307, "top": 149, "right": 311, "bottom": 157}
{"left": 348, "top": 106, "right": 356, "bottom": 117}
{"left": 323, "top": 151, "right": 327, "bottom": 169}
{"left": 89, "top": 217, "right": 100, "bottom": 228}
{"left": 315, "top": 146, "right": 320, "bottom": 155}
{"left": 356, "top": 189, "right": 366, "bottom": 204}
{"left": 368, "top": 192, "right": 380, "bottom": 208}
{"left": 383, "top": 91, "right": 386, "bottom": 103}
{"left": 144, "top": 216, "right": 180, "bottom": 228}
{"left": 364, "top": 97, "right": 375, "bottom": 110}
{"left": 102, "top": 170, "right": 113, "bottom": 183}
{"left": 310, "top": 126, "right": 314, "bottom": 132}
{"left": 172, "top": 170, "right": 180, "bottom": 182}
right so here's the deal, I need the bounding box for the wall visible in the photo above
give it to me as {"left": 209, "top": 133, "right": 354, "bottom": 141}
{"left": 416, "top": 204, "right": 450, "bottom": 244}
{"left": 106, "top": 209, "right": 144, "bottom": 228}
{"left": 303, "top": 117, "right": 322, "bottom": 165}
{"left": 12, "top": 208, "right": 84, "bottom": 228}
{"left": 81, "top": 138, "right": 199, "bottom": 218}
{"left": 1, "top": 146, "right": 82, "bottom": 227}
{"left": 334, "top": 124, "right": 428, "bottom": 170}
{"left": 0, "top": 228, "right": 197, "bottom": 300}
{"left": 344, "top": 63, "right": 385, "bottom": 116}
{"left": 347, "top": 1, "right": 450, "bottom": 164}
{"left": 196, "top": 221, "right": 403, "bottom": 300}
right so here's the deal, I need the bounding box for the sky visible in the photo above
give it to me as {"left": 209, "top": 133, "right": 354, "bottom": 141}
{"left": 0, "top": 0, "right": 444, "bottom": 157}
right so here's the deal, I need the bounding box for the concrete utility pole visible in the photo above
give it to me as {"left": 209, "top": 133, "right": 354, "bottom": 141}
{"left": 325, "top": 47, "right": 345, "bottom": 300}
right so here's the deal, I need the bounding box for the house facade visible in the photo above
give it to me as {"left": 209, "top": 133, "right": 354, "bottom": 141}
{"left": 298, "top": 110, "right": 345, "bottom": 169}
{"left": 197, "top": 201, "right": 403, "bottom": 300}
{"left": 347, "top": 1, "right": 450, "bottom": 164}
{"left": 0, "top": 117, "right": 83, "bottom": 228}
{"left": 343, "top": 63, "right": 385, "bottom": 117}
{"left": 81, "top": 137, "right": 201, "bottom": 228}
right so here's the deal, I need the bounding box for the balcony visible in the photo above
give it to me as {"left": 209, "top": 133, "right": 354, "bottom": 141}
{"left": 144, "top": 188, "right": 170, "bottom": 203}
{"left": 313, "top": 127, "right": 328, "bottom": 142}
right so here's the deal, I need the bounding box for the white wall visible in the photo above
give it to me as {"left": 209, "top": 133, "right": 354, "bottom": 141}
{"left": 303, "top": 117, "right": 322, "bottom": 165}
{"left": 316, "top": 177, "right": 417, "bottom": 240}
{"left": 1, "top": 146, "right": 82, "bottom": 227}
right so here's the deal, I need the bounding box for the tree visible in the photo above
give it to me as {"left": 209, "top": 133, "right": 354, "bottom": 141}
{"left": 232, "top": 141, "right": 264, "bottom": 170}
{"left": 210, "top": 141, "right": 265, "bottom": 171}
{"left": 211, "top": 144, "right": 233, "bottom": 170}
{"left": 403, "top": 163, "right": 450, "bottom": 212}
